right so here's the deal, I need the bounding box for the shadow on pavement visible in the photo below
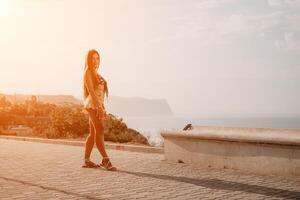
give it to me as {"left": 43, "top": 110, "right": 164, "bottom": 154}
{"left": 117, "top": 169, "right": 300, "bottom": 199}
{"left": 1, "top": 170, "right": 299, "bottom": 200}
{"left": 0, "top": 176, "right": 103, "bottom": 200}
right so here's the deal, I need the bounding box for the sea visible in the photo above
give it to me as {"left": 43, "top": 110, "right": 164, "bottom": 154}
{"left": 121, "top": 115, "right": 300, "bottom": 146}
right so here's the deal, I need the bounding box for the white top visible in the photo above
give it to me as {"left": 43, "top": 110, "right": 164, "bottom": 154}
{"left": 83, "top": 71, "right": 106, "bottom": 110}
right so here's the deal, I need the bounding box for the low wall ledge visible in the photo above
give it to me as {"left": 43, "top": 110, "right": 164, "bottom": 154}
{"left": 161, "top": 126, "right": 300, "bottom": 146}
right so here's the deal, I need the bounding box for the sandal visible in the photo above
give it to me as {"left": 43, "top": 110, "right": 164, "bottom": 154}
{"left": 99, "top": 157, "right": 117, "bottom": 171}
{"left": 82, "top": 159, "right": 99, "bottom": 168}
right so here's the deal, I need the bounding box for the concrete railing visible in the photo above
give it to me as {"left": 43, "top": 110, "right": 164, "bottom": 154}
{"left": 161, "top": 126, "right": 300, "bottom": 176}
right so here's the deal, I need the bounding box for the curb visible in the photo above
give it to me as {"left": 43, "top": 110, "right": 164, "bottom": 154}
{"left": 0, "top": 135, "right": 163, "bottom": 154}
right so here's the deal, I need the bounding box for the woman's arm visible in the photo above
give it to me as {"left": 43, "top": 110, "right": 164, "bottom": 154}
{"left": 84, "top": 69, "right": 102, "bottom": 108}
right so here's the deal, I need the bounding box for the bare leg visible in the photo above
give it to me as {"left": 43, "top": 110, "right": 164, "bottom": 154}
{"left": 84, "top": 117, "right": 95, "bottom": 160}
{"left": 87, "top": 108, "right": 108, "bottom": 158}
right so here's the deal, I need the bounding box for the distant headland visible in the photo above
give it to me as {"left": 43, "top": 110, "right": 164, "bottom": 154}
{"left": 1, "top": 93, "right": 173, "bottom": 117}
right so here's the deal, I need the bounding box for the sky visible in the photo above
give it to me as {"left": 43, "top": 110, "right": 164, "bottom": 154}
{"left": 0, "top": 0, "right": 299, "bottom": 117}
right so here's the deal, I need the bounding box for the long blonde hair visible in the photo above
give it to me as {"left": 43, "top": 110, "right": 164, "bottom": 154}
{"left": 83, "top": 49, "right": 108, "bottom": 99}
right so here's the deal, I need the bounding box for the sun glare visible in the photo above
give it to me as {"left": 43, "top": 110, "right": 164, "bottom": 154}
{"left": 0, "top": 0, "right": 14, "bottom": 18}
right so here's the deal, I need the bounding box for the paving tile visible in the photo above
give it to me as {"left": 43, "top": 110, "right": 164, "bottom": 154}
{"left": 0, "top": 139, "right": 299, "bottom": 200}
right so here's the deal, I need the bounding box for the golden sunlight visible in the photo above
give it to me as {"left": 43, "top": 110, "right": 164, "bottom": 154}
{"left": 0, "top": 0, "right": 14, "bottom": 18}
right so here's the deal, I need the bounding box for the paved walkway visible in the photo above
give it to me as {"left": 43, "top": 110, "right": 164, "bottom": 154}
{"left": 0, "top": 139, "right": 299, "bottom": 200}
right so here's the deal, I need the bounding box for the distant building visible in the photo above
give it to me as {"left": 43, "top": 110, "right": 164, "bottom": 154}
{"left": 10, "top": 125, "right": 32, "bottom": 136}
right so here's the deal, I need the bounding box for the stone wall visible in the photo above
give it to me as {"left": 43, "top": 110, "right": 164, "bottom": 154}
{"left": 161, "top": 126, "right": 300, "bottom": 176}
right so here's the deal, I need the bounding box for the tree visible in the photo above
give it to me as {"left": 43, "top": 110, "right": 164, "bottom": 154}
{"left": 70, "top": 108, "right": 89, "bottom": 137}
{"left": 0, "top": 96, "right": 11, "bottom": 108}
{"left": 48, "top": 107, "right": 72, "bottom": 138}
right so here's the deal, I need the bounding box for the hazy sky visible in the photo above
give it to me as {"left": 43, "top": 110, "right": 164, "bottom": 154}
{"left": 0, "top": 0, "right": 299, "bottom": 116}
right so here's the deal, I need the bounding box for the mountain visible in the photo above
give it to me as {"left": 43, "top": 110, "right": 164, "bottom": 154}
{"left": 104, "top": 96, "right": 173, "bottom": 117}
{"left": 2, "top": 93, "right": 173, "bottom": 117}
{"left": 76, "top": 95, "right": 173, "bottom": 117}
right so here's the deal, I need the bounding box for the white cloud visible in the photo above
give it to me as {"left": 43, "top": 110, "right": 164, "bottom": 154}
{"left": 268, "top": 0, "right": 300, "bottom": 7}
{"left": 268, "top": 0, "right": 284, "bottom": 6}
{"left": 172, "top": 1, "right": 300, "bottom": 52}
{"left": 275, "top": 32, "right": 300, "bottom": 51}
{"left": 195, "top": 0, "right": 237, "bottom": 9}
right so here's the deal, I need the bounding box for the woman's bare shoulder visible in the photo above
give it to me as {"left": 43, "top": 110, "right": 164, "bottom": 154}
{"left": 84, "top": 69, "right": 94, "bottom": 78}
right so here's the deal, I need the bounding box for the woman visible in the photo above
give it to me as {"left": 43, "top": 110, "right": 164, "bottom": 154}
{"left": 82, "top": 49, "right": 117, "bottom": 171}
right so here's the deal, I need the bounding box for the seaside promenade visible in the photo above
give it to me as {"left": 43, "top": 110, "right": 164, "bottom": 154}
{"left": 0, "top": 138, "right": 299, "bottom": 200}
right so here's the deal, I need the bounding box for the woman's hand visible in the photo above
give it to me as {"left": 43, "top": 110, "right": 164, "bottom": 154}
{"left": 102, "top": 110, "right": 107, "bottom": 119}
{"left": 96, "top": 107, "right": 103, "bottom": 119}
{"left": 96, "top": 107, "right": 107, "bottom": 120}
